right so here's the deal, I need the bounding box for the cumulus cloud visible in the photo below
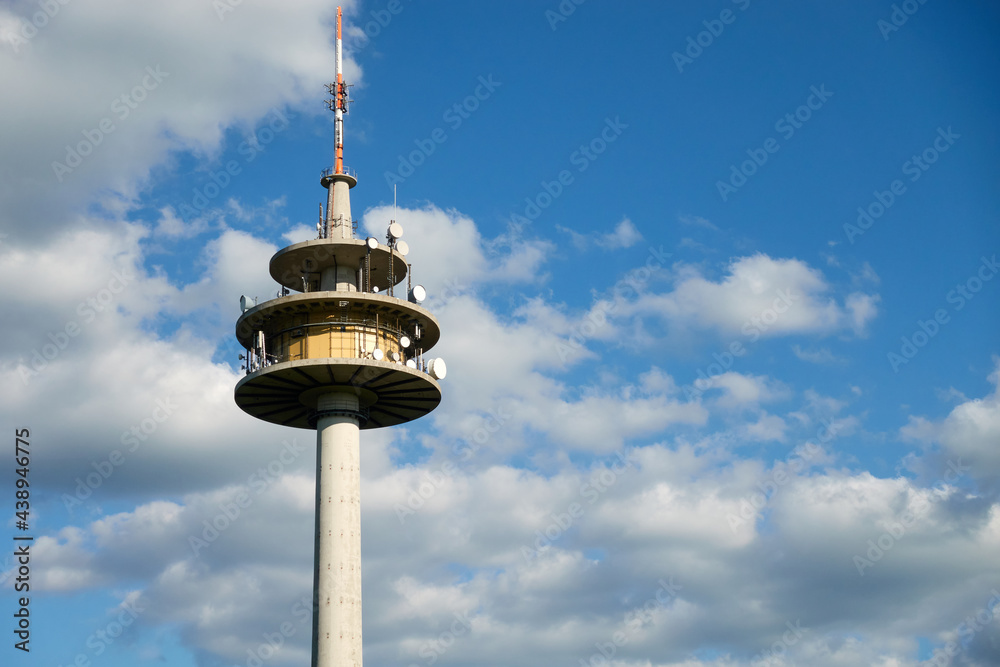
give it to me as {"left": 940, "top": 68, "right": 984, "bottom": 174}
{"left": 0, "top": 221, "right": 306, "bottom": 501}
{"left": 0, "top": 206, "right": 910, "bottom": 667}
{"left": 845, "top": 292, "right": 880, "bottom": 336}
{"left": 901, "top": 359, "right": 1000, "bottom": 482}
{"left": 173, "top": 228, "right": 280, "bottom": 336}
{"left": 362, "top": 204, "right": 488, "bottom": 292}
{"left": 0, "top": 0, "right": 358, "bottom": 242}
{"left": 8, "top": 328, "right": 1000, "bottom": 667}
{"left": 695, "top": 372, "right": 791, "bottom": 409}
{"left": 620, "top": 254, "right": 880, "bottom": 340}
{"left": 596, "top": 217, "right": 643, "bottom": 249}
{"left": 361, "top": 204, "right": 555, "bottom": 291}
{"left": 25, "top": 433, "right": 995, "bottom": 667}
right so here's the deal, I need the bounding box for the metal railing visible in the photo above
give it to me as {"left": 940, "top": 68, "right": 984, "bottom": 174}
{"left": 321, "top": 165, "right": 357, "bottom": 180}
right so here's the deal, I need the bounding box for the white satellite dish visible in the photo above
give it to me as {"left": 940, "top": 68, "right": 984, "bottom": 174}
{"left": 395, "top": 240, "right": 409, "bottom": 256}
{"left": 388, "top": 222, "right": 404, "bottom": 239}
{"left": 372, "top": 285, "right": 380, "bottom": 293}
{"left": 405, "top": 359, "right": 417, "bottom": 369}
{"left": 366, "top": 236, "right": 379, "bottom": 249}
{"left": 428, "top": 357, "right": 447, "bottom": 380}
{"left": 240, "top": 295, "right": 249, "bottom": 313}
{"left": 409, "top": 285, "right": 426, "bottom": 304}
{"left": 372, "top": 348, "right": 384, "bottom": 361}
{"left": 399, "top": 335, "right": 411, "bottom": 348}
{"left": 390, "top": 351, "right": 401, "bottom": 362}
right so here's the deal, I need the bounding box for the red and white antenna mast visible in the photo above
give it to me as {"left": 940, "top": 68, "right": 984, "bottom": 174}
{"left": 328, "top": 6, "right": 349, "bottom": 174}
{"left": 322, "top": 6, "right": 356, "bottom": 240}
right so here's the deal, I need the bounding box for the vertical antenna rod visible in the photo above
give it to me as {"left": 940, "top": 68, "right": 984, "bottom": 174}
{"left": 322, "top": 5, "right": 357, "bottom": 244}
{"left": 333, "top": 6, "right": 347, "bottom": 174}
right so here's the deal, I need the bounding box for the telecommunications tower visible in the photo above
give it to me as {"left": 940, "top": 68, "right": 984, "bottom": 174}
{"left": 234, "top": 8, "right": 446, "bottom": 666}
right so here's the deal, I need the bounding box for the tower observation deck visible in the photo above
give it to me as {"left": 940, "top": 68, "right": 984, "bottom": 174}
{"left": 233, "top": 8, "right": 445, "bottom": 666}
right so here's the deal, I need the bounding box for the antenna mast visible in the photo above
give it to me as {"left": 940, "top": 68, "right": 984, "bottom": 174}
{"left": 327, "top": 6, "right": 349, "bottom": 175}
{"left": 321, "top": 7, "right": 357, "bottom": 241}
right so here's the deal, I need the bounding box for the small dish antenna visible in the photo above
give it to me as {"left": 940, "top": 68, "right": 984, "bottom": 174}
{"left": 405, "top": 359, "right": 417, "bottom": 369}
{"left": 240, "top": 295, "right": 250, "bottom": 313}
{"left": 427, "top": 357, "right": 447, "bottom": 380}
{"left": 366, "top": 236, "right": 378, "bottom": 249}
{"left": 408, "top": 285, "right": 426, "bottom": 304}
{"left": 372, "top": 348, "right": 384, "bottom": 361}
{"left": 388, "top": 222, "right": 404, "bottom": 240}
{"left": 399, "top": 335, "right": 411, "bottom": 348}
{"left": 395, "top": 240, "right": 409, "bottom": 256}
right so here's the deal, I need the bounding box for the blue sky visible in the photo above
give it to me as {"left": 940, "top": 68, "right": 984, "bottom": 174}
{"left": 1, "top": 1, "right": 999, "bottom": 666}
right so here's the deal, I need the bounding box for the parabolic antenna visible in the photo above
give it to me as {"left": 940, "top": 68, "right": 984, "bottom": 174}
{"left": 366, "top": 236, "right": 379, "bottom": 249}
{"left": 409, "top": 285, "right": 426, "bottom": 304}
{"left": 395, "top": 240, "right": 409, "bottom": 256}
{"left": 240, "top": 295, "right": 249, "bottom": 313}
{"left": 428, "top": 357, "right": 447, "bottom": 380}
{"left": 399, "top": 335, "right": 411, "bottom": 348}
{"left": 372, "top": 348, "right": 384, "bottom": 361}
{"left": 388, "top": 222, "right": 404, "bottom": 239}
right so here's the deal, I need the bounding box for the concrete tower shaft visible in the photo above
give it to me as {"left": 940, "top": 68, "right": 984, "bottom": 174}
{"left": 322, "top": 171, "right": 357, "bottom": 243}
{"left": 320, "top": 170, "right": 360, "bottom": 288}
{"left": 311, "top": 391, "right": 362, "bottom": 667}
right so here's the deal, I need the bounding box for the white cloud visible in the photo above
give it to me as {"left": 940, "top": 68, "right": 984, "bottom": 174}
{"left": 596, "top": 217, "right": 643, "bottom": 249}
{"left": 535, "top": 392, "right": 707, "bottom": 453}
{"left": 696, "top": 372, "right": 790, "bottom": 409}
{"left": 282, "top": 222, "right": 316, "bottom": 246}
{"left": 792, "top": 344, "right": 845, "bottom": 365}
{"left": 621, "top": 254, "right": 879, "bottom": 341}
{"left": 154, "top": 206, "right": 202, "bottom": 239}
{"left": 0, "top": 0, "right": 358, "bottom": 242}
{"left": 802, "top": 389, "right": 848, "bottom": 417}
{"left": 901, "top": 359, "right": 1000, "bottom": 481}
{"left": 12, "top": 377, "right": 1000, "bottom": 667}
{"left": 678, "top": 214, "right": 720, "bottom": 232}
{"left": 640, "top": 366, "right": 679, "bottom": 395}
{"left": 553, "top": 217, "right": 642, "bottom": 252}
{"left": 855, "top": 260, "right": 881, "bottom": 286}
{"left": 361, "top": 204, "right": 488, "bottom": 292}
{"left": 174, "top": 228, "right": 280, "bottom": 331}
{"left": 845, "top": 291, "right": 880, "bottom": 336}
{"left": 742, "top": 412, "right": 788, "bottom": 441}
